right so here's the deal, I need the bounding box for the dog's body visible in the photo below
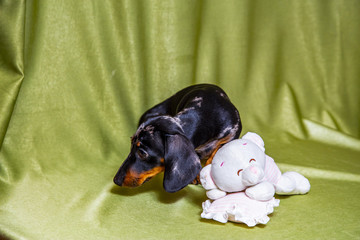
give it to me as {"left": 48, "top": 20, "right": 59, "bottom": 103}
{"left": 113, "top": 84, "right": 241, "bottom": 192}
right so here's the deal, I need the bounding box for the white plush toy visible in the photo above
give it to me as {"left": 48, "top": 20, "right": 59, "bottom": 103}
{"left": 200, "top": 132, "right": 310, "bottom": 226}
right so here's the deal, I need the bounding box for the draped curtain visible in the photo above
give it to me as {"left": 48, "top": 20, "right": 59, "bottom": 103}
{"left": 0, "top": 1, "right": 359, "bottom": 239}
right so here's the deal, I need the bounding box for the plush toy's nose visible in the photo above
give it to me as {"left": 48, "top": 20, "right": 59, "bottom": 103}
{"left": 242, "top": 165, "right": 264, "bottom": 187}
{"left": 249, "top": 166, "right": 258, "bottom": 175}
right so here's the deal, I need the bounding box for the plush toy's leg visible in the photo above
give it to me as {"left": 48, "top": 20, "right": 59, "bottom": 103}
{"left": 275, "top": 172, "right": 311, "bottom": 195}
{"left": 245, "top": 181, "right": 275, "bottom": 201}
{"left": 274, "top": 174, "right": 296, "bottom": 194}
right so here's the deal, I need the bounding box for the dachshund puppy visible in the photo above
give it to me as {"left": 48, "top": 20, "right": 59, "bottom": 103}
{"left": 113, "top": 84, "right": 241, "bottom": 193}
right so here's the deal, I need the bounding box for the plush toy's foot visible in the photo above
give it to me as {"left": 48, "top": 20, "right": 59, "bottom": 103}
{"left": 276, "top": 172, "right": 311, "bottom": 195}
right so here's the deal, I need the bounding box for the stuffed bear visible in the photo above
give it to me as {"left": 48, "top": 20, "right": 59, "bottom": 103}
{"left": 200, "top": 132, "right": 311, "bottom": 201}
{"left": 200, "top": 132, "right": 311, "bottom": 202}
{"left": 200, "top": 132, "right": 311, "bottom": 226}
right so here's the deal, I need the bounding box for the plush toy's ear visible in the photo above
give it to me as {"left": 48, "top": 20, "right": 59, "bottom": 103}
{"left": 163, "top": 134, "right": 202, "bottom": 193}
{"left": 242, "top": 132, "right": 265, "bottom": 151}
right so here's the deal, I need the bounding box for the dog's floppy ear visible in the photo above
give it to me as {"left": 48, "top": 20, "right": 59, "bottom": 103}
{"left": 163, "top": 134, "right": 202, "bottom": 193}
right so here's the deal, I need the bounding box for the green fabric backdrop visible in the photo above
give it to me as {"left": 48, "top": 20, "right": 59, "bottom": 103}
{"left": 1, "top": 0, "right": 360, "bottom": 239}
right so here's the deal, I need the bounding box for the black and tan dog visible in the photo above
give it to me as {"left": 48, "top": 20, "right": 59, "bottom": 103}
{"left": 113, "top": 84, "right": 241, "bottom": 193}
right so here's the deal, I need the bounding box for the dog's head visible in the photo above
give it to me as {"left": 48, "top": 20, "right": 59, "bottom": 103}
{"left": 113, "top": 116, "right": 201, "bottom": 193}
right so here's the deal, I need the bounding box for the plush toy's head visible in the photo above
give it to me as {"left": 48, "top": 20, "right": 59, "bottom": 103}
{"left": 210, "top": 132, "right": 267, "bottom": 193}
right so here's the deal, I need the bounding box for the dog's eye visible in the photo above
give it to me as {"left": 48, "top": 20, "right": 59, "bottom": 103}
{"left": 237, "top": 169, "right": 243, "bottom": 176}
{"left": 137, "top": 149, "right": 148, "bottom": 159}
{"left": 249, "top": 158, "right": 256, "bottom": 163}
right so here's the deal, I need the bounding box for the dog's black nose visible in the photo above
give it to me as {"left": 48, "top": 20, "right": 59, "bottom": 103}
{"left": 113, "top": 175, "right": 123, "bottom": 186}
{"left": 113, "top": 167, "right": 126, "bottom": 186}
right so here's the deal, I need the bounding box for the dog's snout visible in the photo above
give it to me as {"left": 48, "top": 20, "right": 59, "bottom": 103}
{"left": 113, "top": 169, "right": 125, "bottom": 186}
{"left": 113, "top": 157, "right": 131, "bottom": 186}
{"left": 113, "top": 177, "right": 122, "bottom": 186}
{"left": 113, "top": 158, "right": 143, "bottom": 188}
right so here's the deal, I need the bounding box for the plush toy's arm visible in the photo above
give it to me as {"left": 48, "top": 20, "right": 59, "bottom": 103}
{"left": 200, "top": 165, "right": 227, "bottom": 200}
{"left": 245, "top": 181, "right": 275, "bottom": 201}
{"left": 206, "top": 188, "right": 227, "bottom": 200}
{"left": 200, "top": 165, "right": 217, "bottom": 190}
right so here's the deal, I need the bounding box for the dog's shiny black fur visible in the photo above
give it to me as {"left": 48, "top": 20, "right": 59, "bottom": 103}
{"left": 113, "top": 84, "right": 241, "bottom": 193}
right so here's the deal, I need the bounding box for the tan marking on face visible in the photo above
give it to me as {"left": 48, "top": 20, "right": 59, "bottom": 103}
{"left": 122, "top": 166, "right": 165, "bottom": 187}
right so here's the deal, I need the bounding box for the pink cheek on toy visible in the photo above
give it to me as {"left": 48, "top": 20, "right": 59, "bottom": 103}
{"left": 220, "top": 162, "right": 224, "bottom": 167}
{"left": 243, "top": 143, "right": 247, "bottom": 145}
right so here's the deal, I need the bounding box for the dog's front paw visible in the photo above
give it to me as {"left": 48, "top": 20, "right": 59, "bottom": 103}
{"left": 191, "top": 175, "right": 201, "bottom": 185}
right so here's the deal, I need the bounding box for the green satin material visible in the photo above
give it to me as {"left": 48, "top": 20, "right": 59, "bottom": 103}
{"left": 1, "top": 0, "right": 359, "bottom": 239}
